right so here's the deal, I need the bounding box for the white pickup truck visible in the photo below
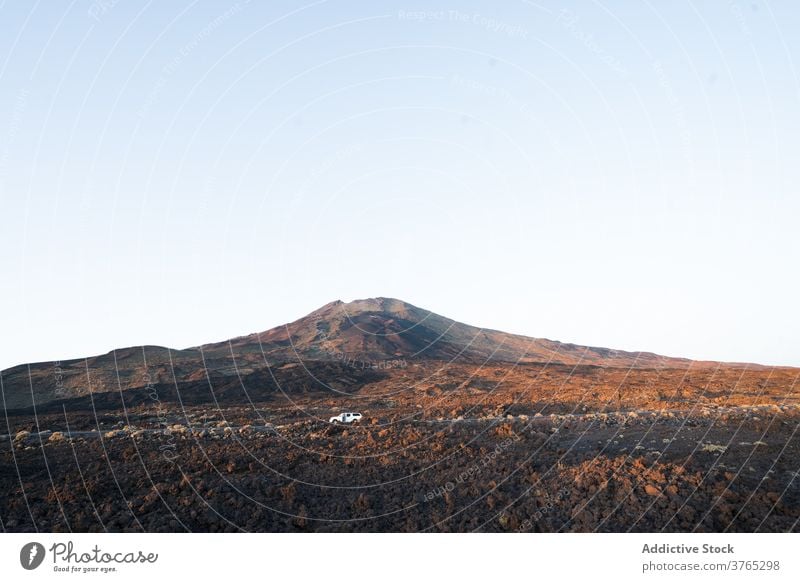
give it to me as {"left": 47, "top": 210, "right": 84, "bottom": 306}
{"left": 329, "top": 412, "right": 362, "bottom": 424}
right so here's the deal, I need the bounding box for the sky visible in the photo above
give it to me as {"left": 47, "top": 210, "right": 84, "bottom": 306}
{"left": 0, "top": 0, "right": 798, "bottom": 369}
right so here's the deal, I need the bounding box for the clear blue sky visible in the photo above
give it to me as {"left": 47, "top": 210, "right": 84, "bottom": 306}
{"left": 1, "top": 1, "right": 798, "bottom": 369}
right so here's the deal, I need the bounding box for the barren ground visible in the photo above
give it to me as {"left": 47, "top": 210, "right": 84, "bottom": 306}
{"left": 2, "top": 362, "right": 798, "bottom": 532}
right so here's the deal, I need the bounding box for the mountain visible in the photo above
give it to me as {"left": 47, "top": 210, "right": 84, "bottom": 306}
{"left": 0, "top": 297, "right": 714, "bottom": 411}
{"left": 209, "top": 297, "right": 689, "bottom": 367}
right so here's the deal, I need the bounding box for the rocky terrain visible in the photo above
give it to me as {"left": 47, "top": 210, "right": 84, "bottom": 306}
{"left": 1, "top": 298, "right": 798, "bottom": 532}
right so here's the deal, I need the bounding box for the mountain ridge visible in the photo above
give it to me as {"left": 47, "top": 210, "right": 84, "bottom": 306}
{"left": 0, "top": 297, "right": 779, "bottom": 411}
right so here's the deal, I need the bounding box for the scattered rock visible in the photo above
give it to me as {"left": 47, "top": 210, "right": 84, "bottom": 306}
{"left": 48, "top": 432, "right": 66, "bottom": 443}
{"left": 699, "top": 443, "right": 727, "bottom": 453}
{"left": 644, "top": 485, "right": 660, "bottom": 496}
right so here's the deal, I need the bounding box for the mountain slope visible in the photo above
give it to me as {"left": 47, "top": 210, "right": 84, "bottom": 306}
{"left": 0, "top": 297, "right": 732, "bottom": 411}
{"left": 208, "top": 297, "right": 690, "bottom": 367}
